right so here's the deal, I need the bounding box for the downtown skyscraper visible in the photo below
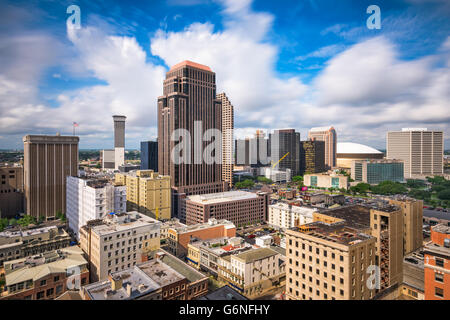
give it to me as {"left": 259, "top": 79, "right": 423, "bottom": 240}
{"left": 157, "top": 61, "right": 228, "bottom": 219}
{"left": 217, "top": 92, "right": 234, "bottom": 188}
{"left": 308, "top": 126, "right": 337, "bottom": 170}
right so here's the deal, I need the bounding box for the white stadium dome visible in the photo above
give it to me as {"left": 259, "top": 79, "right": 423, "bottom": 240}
{"left": 337, "top": 142, "right": 382, "bottom": 155}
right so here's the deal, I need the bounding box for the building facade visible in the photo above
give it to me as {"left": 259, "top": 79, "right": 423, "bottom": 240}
{"left": 351, "top": 159, "right": 404, "bottom": 185}
{"left": 269, "top": 129, "right": 301, "bottom": 176}
{"left": 268, "top": 202, "right": 316, "bottom": 230}
{"left": 66, "top": 176, "right": 127, "bottom": 239}
{"left": 79, "top": 211, "right": 161, "bottom": 282}
{"left": 387, "top": 128, "right": 444, "bottom": 179}
{"left": 184, "top": 191, "right": 268, "bottom": 227}
{"left": 140, "top": 141, "right": 158, "bottom": 171}
{"left": 157, "top": 61, "right": 228, "bottom": 219}
{"left": 217, "top": 92, "right": 234, "bottom": 188}
{"left": 300, "top": 139, "right": 326, "bottom": 174}
{"left": 424, "top": 224, "right": 450, "bottom": 300}
{"left": 285, "top": 222, "right": 376, "bottom": 300}
{"left": 0, "top": 246, "right": 89, "bottom": 300}
{"left": 308, "top": 126, "right": 337, "bottom": 169}
{"left": 304, "top": 173, "right": 348, "bottom": 190}
{"left": 115, "top": 170, "right": 171, "bottom": 220}
{"left": 23, "top": 134, "right": 79, "bottom": 220}
{"left": 0, "top": 166, "right": 24, "bottom": 218}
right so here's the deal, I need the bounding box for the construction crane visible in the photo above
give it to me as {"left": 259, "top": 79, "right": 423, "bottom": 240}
{"left": 271, "top": 152, "right": 290, "bottom": 169}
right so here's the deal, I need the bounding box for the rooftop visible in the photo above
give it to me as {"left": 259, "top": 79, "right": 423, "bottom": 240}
{"left": 170, "top": 218, "right": 235, "bottom": 234}
{"left": 4, "top": 246, "right": 87, "bottom": 287}
{"left": 169, "top": 60, "right": 213, "bottom": 72}
{"left": 309, "top": 126, "right": 334, "bottom": 132}
{"left": 83, "top": 266, "right": 161, "bottom": 300}
{"left": 197, "top": 285, "right": 248, "bottom": 300}
{"left": 137, "top": 259, "right": 185, "bottom": 287}
{"left": 81, "top": 211, "right": 160, "bottom": 236}
{"left": 432, "top": 224, "right": 450, "bottom": 234}
{"left": 269, "top": 202, "right": 317, "bottom": 216}
{"left": 187, "top": 191, "right": 259, "bottom": 205}
{"left": 233, "top": 247, "right": 279, "bottom": 263}
{"left": 0, "top": 225, "right": 60, "bottom": 239}
{"left": 289, "top": 221, "right": 374, "bottom": 246}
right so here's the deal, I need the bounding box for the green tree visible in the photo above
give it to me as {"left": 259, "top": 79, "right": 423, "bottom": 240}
{"left": 292, "top": 176, "right": 304, "bottom": 183}
{"left": 235, "top": 179, "right": 255, "bottom": 189}
{"left": 437, "top": 189, "right": 450, "bottom": 201}
{"left": 9, "top": 219, "right": 17, "bottom": 226}
{"left": 257, "top": 176, "right": 273, "bottom": 184}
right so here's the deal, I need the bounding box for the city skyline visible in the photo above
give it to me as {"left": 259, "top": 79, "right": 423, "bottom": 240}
{"left": 0, "top": 0, "right": 449, "bottom": 150}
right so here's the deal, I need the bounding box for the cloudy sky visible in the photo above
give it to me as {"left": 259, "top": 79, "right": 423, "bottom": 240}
{"left": 0, "top": 0, "right": 449, "bottom": 150}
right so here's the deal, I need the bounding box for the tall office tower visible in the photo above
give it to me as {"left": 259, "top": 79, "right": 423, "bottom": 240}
{"left": 250, "top": 130, "right": 270, "bottom": 167}
{"left": 157, "top": 61, "right": 228, "bottom": 220}
{"left": 0, "top": 166, "right": 24, "bottom": 218}
{"left": 113, "top": 115, "right": 126, "bottom": 170}
{"left": 23, "top": 134, "right": 79, "bottom": 220}
{"left": 386, "top": 128, "right": 444, "bottom": 179}
{"left": 286, "top": 222, "right": 377, "bottom": 300}
{"left": 66, "top": 176, "right": 127, "bottom": 240}
{"left": 140, "top": 141, "right": 158, "bottom": 171}
{"left": 235, "top": 138, "right": 250, "bottom": 166}
{"left": 388, "top": 197, "right": 423, "bottom": 255}
{"left": 300, "top": 139, "right": 326, "bottom": 174}
{"left": 269, "top": 129, "right": 301, "bottom": 175}
{"left": 217, "top": 92, "right": 234, "bottom": 187}
{"left": 308, "top": 126, "right": 337, "bottom": 169}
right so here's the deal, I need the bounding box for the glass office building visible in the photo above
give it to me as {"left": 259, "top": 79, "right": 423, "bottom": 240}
{"left": 352, "top": 159, "right": 404, "bottom": 185}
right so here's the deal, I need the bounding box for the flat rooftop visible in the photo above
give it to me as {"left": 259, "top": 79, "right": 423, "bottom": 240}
{"left": 233, "top": 247, "right": 279, "bottom": 263}
{"left": 171, "top": 218, "right": 234, "bottom": 234}
{"left": 83, "top": 266, "right": 161, "bottom": 300}
{"left": 197, "top": 285, "right": 248, "bottom": 300}
{"left": 187, "top": 191, "right": 259, "bottom": 205}
{"left": 137, "top": 259, "right": 185, "bottom": 287}
{"left": 0, "top": 225, "right": 59, "bottom": 239}
{"left": 154, "top": 250, "right": 207, "bottom": 283}
{"left": 289, "top": 221, "right": 374, "bottom": 246}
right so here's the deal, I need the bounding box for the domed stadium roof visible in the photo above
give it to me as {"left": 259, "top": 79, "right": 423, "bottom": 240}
{"left": 337, "top": 142, "right": 382, "bottom": 155}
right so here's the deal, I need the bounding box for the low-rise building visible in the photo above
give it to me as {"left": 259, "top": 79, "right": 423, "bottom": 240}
{"left": 218, "top": 247, "right": 286, "bottom": 298}
{"left": 79, "top": 211, "right": 161, "bottom": 282}
{"left": 351, "top": 159, "right": 404, "bottom": 185}
{"left": 183, "top": 191, "right": 268, "bottom": 227}
{"left": 286, "top": 222, "right": 377, "bottom": 300}
{"left": 401, "top": 249, "right": 424, "bottom": 300}
{"left": 304, "top": 172, "right": 348, "bottom": 190}
{"left": 260, "top": 167, "right": 291, "bottom": 183}
{"left": 0, "top": 225, "right": 71, "bottom": 266}
{"left": 0, "top": 246, "right": 89, "bottom": 300}
{"left": 166, "top": 218, "right": 236, "bottom": 258}
{"left": 268, "top": 202, "right": 316, "bottom": 230}
{"left": 424, "top": 224, "right": 450, "bottom": 300}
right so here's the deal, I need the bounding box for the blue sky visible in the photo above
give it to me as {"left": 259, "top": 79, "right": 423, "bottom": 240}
{"left": 0, "top": 0, "right": 449, "bottom": 150}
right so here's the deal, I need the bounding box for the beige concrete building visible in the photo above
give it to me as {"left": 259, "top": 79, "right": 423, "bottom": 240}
{"left": 388, "top": 197, "right": 423, "bottom": 255}
{"left": 286, "top": 222, "right": 376, "bottom": 300}
{"left": 268, "top": 202, "right": 316, "bottom": 230}
{"left": 308, "top": 126, "right": 337, "bottom": 169}
{"left": 0, "top": 166, "right": 24, "bottom": 218}
{"left": 387, "top": 128, "right": 444, "bottom": 179}
{"left": 183, "top": 191, "right": 268, "bottom": 227}
{"left": 218, "top": 247, "right": 286, "bottom": 298}
{"left": 217, "top": 92, "right": 234, "bottom": 188}
{"left": 304, "top": 172, "right": 348, "bottom": 190}
{"left": 23, "top": 134, "right": 79, "bottom": 219}
{"left": 115, "top": 170, "right": 171, "bottom": 220}
{"left": 79, "top": 211, "right": 161, "bottom": 282}
{"left": 0, "top": 225, "right": 71, "bottom": 266}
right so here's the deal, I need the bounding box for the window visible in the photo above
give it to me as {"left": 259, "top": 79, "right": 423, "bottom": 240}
{"left": 46, "top": 288, "right": 54, "bottom": 296}
{"left": 56, "top": 285, "right": 63, "bottom": 294}
{"left": 40, "top": 280, "right": 46, "bottom": 286}
{"left": 435, "top": 287, "right": 444, "bottom": 298}
{"left": 436, "top": 258, "right": 444, "bottom": 268}
{"left": 37, "top": 291, "right": 45, "bottom": 300}
{"left": 435, "top": 273, "right": 444, "bottom": 283}
{"left": 54, "top": 276, "right": 60, "bottom": 282}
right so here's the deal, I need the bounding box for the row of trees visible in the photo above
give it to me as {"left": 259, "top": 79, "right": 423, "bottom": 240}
{"left": 0, "top": 211, "right": 66, "bottom": 232}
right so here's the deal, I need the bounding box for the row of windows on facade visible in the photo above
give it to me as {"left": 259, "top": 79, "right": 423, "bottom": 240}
{"left": 289, "top": 240, "right": 373, "bottom": 259}
{"left": 288, "top": 269, "right": 373, "bottom": 288}
{"left": 102, "top": 234, "right": 157, "bottom": 249}
{"left": 107, "top": 253, "right": 137, "bottom": 266}
{"left": 288, "top": 285, "right": 374, "bottom": 300}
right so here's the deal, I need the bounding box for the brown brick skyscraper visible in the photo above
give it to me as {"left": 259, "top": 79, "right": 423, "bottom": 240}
{"left": 158, "top": 61, "right": 228, "bottom": 221}
{"left": 23, "top": 134, "right": 79, "bottom": 220}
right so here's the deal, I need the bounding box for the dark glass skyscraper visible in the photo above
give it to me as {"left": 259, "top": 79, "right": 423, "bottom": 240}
{"left": 140, "top": 141, "right": 158, "bottom": 171}
{"left": 269, "top": 129, "right": 301, "bottom": 175}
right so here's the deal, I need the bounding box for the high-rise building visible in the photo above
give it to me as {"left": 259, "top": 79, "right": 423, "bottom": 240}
{"left": 113, "top": 115, "right": 126, "bottom": 171}
{"left": 23, "top": 134, "right": 79, "bottom": 220}
{"left": 269, "top": 129, "right": 301, "bottom": 176}
{"left": 386, "top": 128, "right": 443, "bottom": 179}
{"left": 352, "top": 159, "right": 404, "bottom": 185}
{"left": 300, "top": 139, "right": 326, "bottom": 174}
{"left": 66, "top": 176, "right": 127, "bottom": 239}
{"left": 217, "top": 93, "right": 234, "bottom": 187}
{"left": 79, "top": 211, "right": 161, "bottom": 282}
{"left": 140, "top": 141, "right": 158, "bottom": 171}
{"left": 388, "top": 197, "right": 423, "bottom": 255}
{"left": 235, "top": 138, "right": 250, "bottom": 166}
{"left": 157, "top": 61, "right": 228, "bottom": 220}
{"left": 424, "top": 224, "right": 450, "bottom": 300}
{"left": 286, "top": 222, "right": 377, "bottom": 300}
{"left": 0, "top": 166, "right": 24, "bottom": 218}
{"left": 308, "top": 126, "right": 337, "bottom": 169}
{"left": 115, "top": 170, "right": 171, "bottom": 220}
